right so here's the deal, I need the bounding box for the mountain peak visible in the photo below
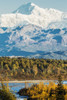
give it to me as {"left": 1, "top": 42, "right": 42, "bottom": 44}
{"left": 13, "top": 2, "right": 62, "bottom": 16}
{"left": 0, "top": 3, "right": 65, "bottom": 28}
{"left": 13, "top": 2, "right": 37, "bottom": 15}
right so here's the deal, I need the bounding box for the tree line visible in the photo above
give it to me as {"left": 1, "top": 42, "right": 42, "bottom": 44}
{"left": 0, "top": 57, "right": 67, "bottom": 80}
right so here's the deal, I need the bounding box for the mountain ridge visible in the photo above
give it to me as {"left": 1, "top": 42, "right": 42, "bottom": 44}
{"left": 0, "top": 2, "right": 67, "bottom": 29}
{"left": 0, "top": 24, "right": 67, "bottom": 59}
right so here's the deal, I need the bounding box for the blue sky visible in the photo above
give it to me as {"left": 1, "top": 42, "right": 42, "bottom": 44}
{"left": 0, "top": 0, "right": 67, "bottom": 14}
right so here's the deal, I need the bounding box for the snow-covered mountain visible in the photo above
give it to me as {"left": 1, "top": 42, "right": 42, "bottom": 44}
{"left": 0, "top": 3, "right": 67, "bottom": 59}
{"left": 0, "top": 24, "right": 67, "bottom": 59}
{"left": 0, "top": 2, "right": 67, "bottom": 29}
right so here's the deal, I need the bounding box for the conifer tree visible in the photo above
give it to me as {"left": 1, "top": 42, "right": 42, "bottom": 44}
{"left": 55, "top": 75, "right": 66, "bottom": 100}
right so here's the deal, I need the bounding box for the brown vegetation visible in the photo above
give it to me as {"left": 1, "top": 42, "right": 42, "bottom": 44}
{"left": 0, "top": 57, "right": 67, "bottom": 80}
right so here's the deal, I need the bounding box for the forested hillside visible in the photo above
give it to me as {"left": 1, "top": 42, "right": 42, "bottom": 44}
{"left": 0, "top": 57, "right": 67, "bottom": 80}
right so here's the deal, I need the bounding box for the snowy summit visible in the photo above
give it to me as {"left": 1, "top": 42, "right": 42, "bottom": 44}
{"left": 0, "top": 2, "right": 67, "bottom": 29}
{"left": 13, "top": 2, "right": 37, "bottom": 14}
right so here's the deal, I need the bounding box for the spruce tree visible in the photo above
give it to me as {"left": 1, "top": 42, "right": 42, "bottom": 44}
{"left": 55, "top": 75, "right": 66, "bottom": 100}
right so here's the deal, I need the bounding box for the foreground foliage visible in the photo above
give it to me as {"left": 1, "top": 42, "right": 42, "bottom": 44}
{"left": 18, "top": 76, "right": 67, "bottom": 100}
{"left": 0, "top": 82, "right": 16, "bottom": 100}
{"left": 18, "top": 82, "right": 67, "bottom": 100}
{"left": 0, "top": 57, "right": 67, "bottom": 80}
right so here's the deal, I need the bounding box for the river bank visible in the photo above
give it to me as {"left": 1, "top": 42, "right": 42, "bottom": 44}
{"left": 0, "top": 80, "right": 59, "bottom": 83}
